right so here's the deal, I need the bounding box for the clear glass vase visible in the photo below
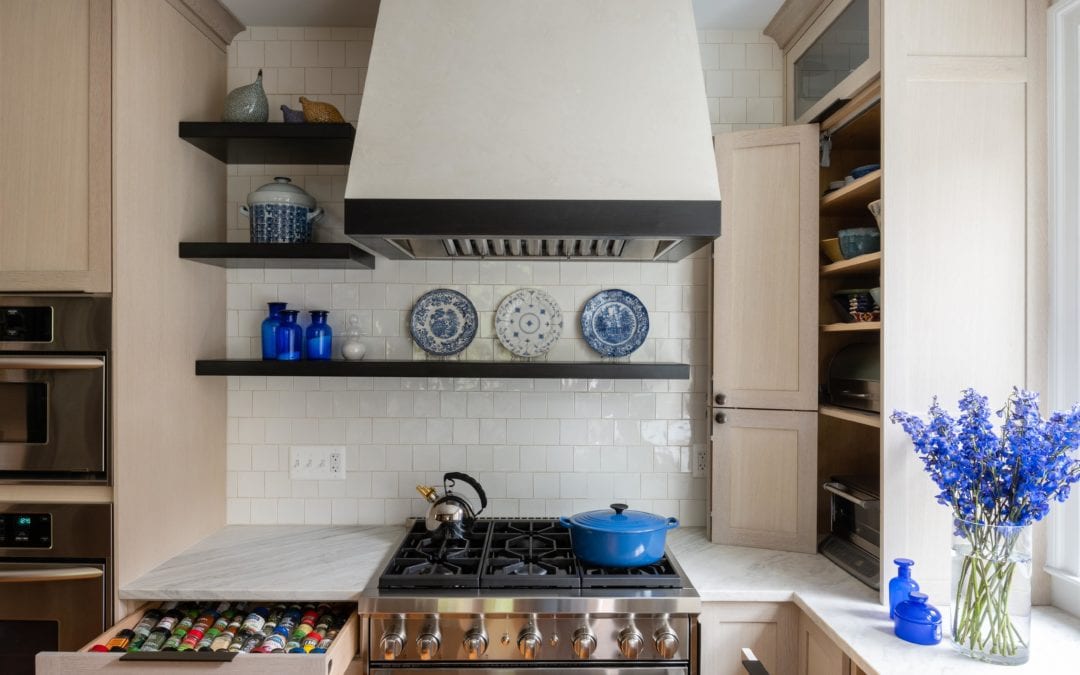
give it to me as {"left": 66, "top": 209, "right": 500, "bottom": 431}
{"left": 950, "top": 519, "right": 1032, "bottom": 665}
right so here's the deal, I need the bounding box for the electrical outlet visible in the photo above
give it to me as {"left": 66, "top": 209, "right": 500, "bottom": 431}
{"left": 289, "top": 446, "right": 346, "bottom": 480}
{"left": 692, "top": 446, "right": 708, "bottom": 478}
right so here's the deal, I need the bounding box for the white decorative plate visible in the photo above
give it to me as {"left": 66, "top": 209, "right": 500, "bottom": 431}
{"left": 409, "top": 289, "right": 478, "bottom": 356}
{"left": 495, "top": 288, "right": 563, "bottom": 358}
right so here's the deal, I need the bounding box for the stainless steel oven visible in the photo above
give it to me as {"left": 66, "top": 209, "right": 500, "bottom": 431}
{"left": 0, "top": 295, "right": 109, "bottom": 481}
{"left": 0, "top": 502, "right": 111, "bottom": 675}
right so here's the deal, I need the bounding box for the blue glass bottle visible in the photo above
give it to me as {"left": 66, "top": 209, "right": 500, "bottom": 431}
{"left": 261, "top": 302, "right": 288, "bottom": 360}
{"left": 275, "top": 310, "right": 302, "bottom": 361}
{"left": 306, "top": 310, "right": 333, "bottom": 360}
{"left": 889, "top": 558, "right": 919, "bottom": 619}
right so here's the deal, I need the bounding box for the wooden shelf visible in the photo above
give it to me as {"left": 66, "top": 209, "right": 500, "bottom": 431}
{"left": 179, "top": 242, "right": 374, "bottom": 269}
{"left": 821, "top": 321, "right": 881, "bottom": 333}
{"left": 820, "top": 252, "right": 881, "bottom": 277}
{"left": 178, "top": 122, "right": 355, "bottom": 164}
{"left": 819, "top": 404, "right": 881, "bottom": 428}
{"left": 194, "top": 360, "right": 691, "bottom": 380}
{"left": 820, "top": 170, "right": 881, "bottom": 215}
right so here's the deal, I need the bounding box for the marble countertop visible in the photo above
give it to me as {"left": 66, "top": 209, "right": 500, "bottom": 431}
{"left": 121, "top": 525, "right": 402, "bottom": 601}
{"left": 122, "top": 524, "right": 1080, "bottom": 674}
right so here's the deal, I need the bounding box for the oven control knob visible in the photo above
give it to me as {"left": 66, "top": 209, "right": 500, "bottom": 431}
{"left": 654, "top": 627, "right": 680, "bottom": 658}
{"left": 517, "top": 627, "right": 542, "bottom": 659}
{"left": 463, "top": 629, "right": 488, "bottom": 660}
{"left": 379, "top": 632, "right": 405, "bottom": 660}
{"left": 618, "top": 626, "right": 644, "bottom": 659}
{"left": 417, "top": 632, "right": 441, "bottom": 661}
{"left": 571, "top": 627, "right": 596, "bottom": 659}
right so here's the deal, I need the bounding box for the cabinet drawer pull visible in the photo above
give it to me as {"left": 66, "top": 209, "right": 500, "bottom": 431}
{"left": 714, "top": 412, "right": 727, "bottom": 424}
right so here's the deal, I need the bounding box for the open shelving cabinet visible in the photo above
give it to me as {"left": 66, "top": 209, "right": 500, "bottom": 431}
{"left": 815, "top": 81, "right": 884, "bottom": 588}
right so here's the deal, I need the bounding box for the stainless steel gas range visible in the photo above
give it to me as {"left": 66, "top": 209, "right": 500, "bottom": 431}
{"left": 359, "top": 519, "right": 701, "bottom": 674}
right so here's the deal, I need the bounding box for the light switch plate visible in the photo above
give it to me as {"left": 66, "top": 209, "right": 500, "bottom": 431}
{"left": 289, "top": 446, "right": 346, "bottom": 480}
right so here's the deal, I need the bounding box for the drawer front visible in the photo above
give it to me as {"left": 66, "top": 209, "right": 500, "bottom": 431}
{"left": 36, "top": 602, "right": 359, "bottom": 675}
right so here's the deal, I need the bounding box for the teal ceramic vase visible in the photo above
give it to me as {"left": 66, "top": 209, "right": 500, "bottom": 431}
{"left": 222, "top": 69, "right": 268, "bottom": 123}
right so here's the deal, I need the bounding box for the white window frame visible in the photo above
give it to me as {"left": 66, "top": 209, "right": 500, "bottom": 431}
{"left": 1047, "top": 0, "right": 1080, "bottom": 618}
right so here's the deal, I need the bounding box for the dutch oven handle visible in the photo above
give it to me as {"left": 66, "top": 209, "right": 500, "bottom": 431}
{"left": 444, "top": 472, "right": 487, "bottom": 514}
{"left": 666, "top": 517, "right": 680, "bottom": 530}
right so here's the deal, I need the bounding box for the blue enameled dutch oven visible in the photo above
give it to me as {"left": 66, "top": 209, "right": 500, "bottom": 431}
{"left": 559, "top": 503, "right": 679, "bottom": 568}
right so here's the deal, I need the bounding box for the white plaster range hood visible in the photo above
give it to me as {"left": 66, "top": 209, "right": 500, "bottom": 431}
{"left": 344, "top": 0, "right": 721, "bottom": 261}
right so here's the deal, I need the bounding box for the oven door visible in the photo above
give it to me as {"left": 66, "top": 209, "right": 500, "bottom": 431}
{"left": 0, "top": 562, "right": 106, "bottom": 675}
{"left": 371, "top": 665, "right": 686, "bottom": 669}
{"left": 0, "top": 356, "right": 106, "bottom": 475}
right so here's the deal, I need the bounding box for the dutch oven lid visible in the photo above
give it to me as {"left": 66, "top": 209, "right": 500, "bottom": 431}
{"left": 565, "top": 503, "right": 674, "bottom": 534}
{"left": 247, "top": 176, "right": 316, "bottom": 208}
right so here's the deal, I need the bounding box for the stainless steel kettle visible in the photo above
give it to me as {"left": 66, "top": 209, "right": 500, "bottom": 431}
{"left": 416, "top": 472, "right": 487, "bottom": 539}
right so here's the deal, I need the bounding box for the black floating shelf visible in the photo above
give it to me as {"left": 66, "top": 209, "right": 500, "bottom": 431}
{"left": 178, "top": 122, "right": 355, "bottom": 164}
{"left": 179, "top": 242, "right": 374, "bottom": 269}
{"left": 195, "top": 360, "right": 691, "bottom": 380}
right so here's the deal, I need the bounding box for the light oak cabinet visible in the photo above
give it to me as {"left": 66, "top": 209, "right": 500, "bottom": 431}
{"left": 0, "top": 0, "right": 111, "bottom": 292}
{"left": 699, "top": 603, "right": 798, "bottom": 675}
{"left": 797, "top": 611, "right": 849, "bottom": 675}
{"left": 712, "top": 126, "right": 819, "bottom": 412}
{"left": 710, "top": 409, "right": 817, "bottom": 553}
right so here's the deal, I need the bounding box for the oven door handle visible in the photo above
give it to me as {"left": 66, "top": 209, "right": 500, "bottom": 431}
{"left": 0, "top": 566, "right": 104, "bottom": 583}
{"left": 0, "top": 357, "right": 105, "bottom": 370}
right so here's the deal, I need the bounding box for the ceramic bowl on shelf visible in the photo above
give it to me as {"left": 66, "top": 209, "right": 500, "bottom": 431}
{"left": 867, "top": 199, "right": 883, "bottom": 228}
{"left": 821, "top": 238, "right": 844, "bottom": 263}
{"left": 849, "top": 163, "right": 880, "bottom": 179}
{"left": 832, "top": 289, "right": 879, "bottom": 323}
{"left": 838, "top": 227, "right": 881, "bottom": 259}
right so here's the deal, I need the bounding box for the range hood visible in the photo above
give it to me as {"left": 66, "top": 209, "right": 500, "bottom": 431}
{"left": 344, "top": 0, "right": 721, "bottom": 262}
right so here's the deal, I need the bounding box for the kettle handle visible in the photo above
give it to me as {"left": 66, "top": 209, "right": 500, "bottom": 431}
{"left": 444, "top": 471, "right": 487, "bottom": 514}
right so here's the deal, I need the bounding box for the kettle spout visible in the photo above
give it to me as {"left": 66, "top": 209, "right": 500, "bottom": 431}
{"left": 416, "top": 485, "right": 439, "bottom": 503}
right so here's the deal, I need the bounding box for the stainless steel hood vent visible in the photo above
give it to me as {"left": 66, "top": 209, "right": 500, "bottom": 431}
{"left": 344, "top": 0, "right": 721, "bottom": 262}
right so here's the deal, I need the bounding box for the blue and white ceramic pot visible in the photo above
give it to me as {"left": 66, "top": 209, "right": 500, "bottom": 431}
{"left": 241, "top": 177, "right": 324, "bottom": 243}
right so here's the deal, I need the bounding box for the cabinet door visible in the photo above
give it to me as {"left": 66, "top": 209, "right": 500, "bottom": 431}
{"left": 699, "top": 603, "right": 798, "bottom": 675}
{"left": 0, "top": 0, "right": 111, "bottom": 292}
{"left": 712, "top": 126, "right": 818, "bottom": 412}
{"left": 798, "top": 612, "right": 848, "bottom": 675}
{"left": 710, "top": 409, "right": 817, "bottom": 553}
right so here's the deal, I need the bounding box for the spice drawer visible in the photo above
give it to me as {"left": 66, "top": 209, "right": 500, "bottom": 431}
{"left": 36, "top": 602, "right": 361, "bottom": 675}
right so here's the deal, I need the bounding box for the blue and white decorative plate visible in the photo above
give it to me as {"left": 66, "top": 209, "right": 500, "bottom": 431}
{"left": 495, "top": 288, "right": 563, "bottom": 358}
{"left": 580, "top": 289, "right": 649, "bottom": 358}
{"left": 410, "top": 289, "right": 478, "bottom": 356}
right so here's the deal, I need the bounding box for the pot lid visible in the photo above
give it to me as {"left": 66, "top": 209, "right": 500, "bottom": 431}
{"left": 248, "top": 176, "right": 316, "bottom": 207}
{"left": 894, "top": 592, "right": 942, "bottom": 625}
{"left": 565, "top": 503, "right": 673, "bottom": 534}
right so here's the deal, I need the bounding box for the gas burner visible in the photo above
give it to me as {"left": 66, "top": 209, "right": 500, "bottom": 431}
{"left": 379, "top": 520, "right": 490, "bottom": 589}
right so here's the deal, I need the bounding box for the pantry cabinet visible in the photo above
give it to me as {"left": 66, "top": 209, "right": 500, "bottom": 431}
{"left": 710, "top": 409, "right": 818, "bottom": 553}
{"left": 712, "top": 126, "right": 819, "bottom": 412}
{"left": 0, "top": 0, "right": 111, "bottom": 292}
{"left": 698, "top": 603, "right": 798, "bottom": 675}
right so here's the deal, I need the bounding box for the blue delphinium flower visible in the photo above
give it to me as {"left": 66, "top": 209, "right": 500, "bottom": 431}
{"left": 891, "top": 387, "right": 1080, "bottom": 527}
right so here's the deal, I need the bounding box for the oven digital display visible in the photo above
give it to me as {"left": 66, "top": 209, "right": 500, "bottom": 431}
{"left": 0, "top": 513, "right": 51, "bottom": 548}
{"left": 0, "top": 306, "right": 53, "bottom": 342}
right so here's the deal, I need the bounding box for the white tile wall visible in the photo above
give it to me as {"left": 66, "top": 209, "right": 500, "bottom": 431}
{"left": 223, "top": 25, "right": 780, "bottom": 527}
{"left": 698, "top": 29, "right": 784, "bottom": 134}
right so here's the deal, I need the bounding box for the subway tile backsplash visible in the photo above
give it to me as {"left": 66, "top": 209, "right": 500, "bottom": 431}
{"left": 223, "top": 26, "right": 781, "bottom": 527}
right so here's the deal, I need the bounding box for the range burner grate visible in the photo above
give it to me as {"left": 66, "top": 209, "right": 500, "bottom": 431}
{"left": 379, "top": 520, "right": 490, "bottom": 589}
{"left": 482, "top": 519, "right": 580, "bottom": 589}
{"left": 579, "top": 554, "right": 684, "bottom": 589}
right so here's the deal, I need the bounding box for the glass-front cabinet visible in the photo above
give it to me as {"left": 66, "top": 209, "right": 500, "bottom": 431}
{"left": 786, "top": 0, "right": 880, "bottom": 124}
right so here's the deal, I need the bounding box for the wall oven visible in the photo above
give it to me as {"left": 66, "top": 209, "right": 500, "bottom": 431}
{"left": 0, "top": 502, "right": 111, "bottom": 675}
{"left": 0, "top": 295, "right": 109, "bottom": 481}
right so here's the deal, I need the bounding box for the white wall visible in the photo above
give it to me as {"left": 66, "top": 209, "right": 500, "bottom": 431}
{"left": 222, "top": 25, "right": 782, "bottom": 526}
